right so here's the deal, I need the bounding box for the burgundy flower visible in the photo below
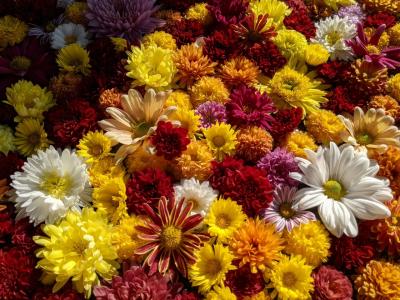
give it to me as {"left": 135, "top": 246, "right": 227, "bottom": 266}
{"left": 150, "top": 121, "right": 190, "bottom": 160}
{"left": 126, "top": 168, "right": 174, "bottom": 215}
{"left": 268, "top": 107, "right": 302, "bottom": 140}
{"left": 207, "top": 0, "right": 249, "bottom": 26}
{"left": 33, "top": 286, "right": 84, "bottom": 300}
{"left": 317, "top": 61, "right": 351, "bottom": 84}
{"left": 0, "top": 152, "right": 24, "bottom": 181}
{"left": 203, "top": 28, "right": 240, "bottom": 62}
{"left": 226, "top": 85, "right": 275, "bottom": 130}
{"left": 365, "top": 12, "right": 397, "bottom": 29}
{"left": 323, "top": 86, "right": 367, "bottom": 115}
{"left": 246, "top": 42, "right": 287, "bottom": 77}
{"left": 225, "top": 264, "right": 265, "bottom": 298}
{"left": 164, "top": 19, "right": 205, "bottom": 47}
{"left": 283, "top": 8, "right": 316, "bottom": 39}
{"left": 12, "top": 218, "right": 37, "bottom": 254}
{"left": 0, "top": 204, "right": 14, "bottom": 247}
{"left": 312, "top": 266, "right": 353, "bottom": 300}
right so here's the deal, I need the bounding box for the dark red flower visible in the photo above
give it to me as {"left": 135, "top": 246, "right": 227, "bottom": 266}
{"left": 269, "top": 107, "right": 303, "bottom": 140}
{"left": 207, "top": 0, "right": 249, "bottom": 26}
{"left": 203, "top": 28, "right": 240, "bottom": 62}
{"left": 225, "top": 264, "right": 265, "bottom": 299}
{"left": 246, "top": 42, "right": 287, "bottom": 77}
{"left": 174, "top": 291, "right": 201, "bottom": 300}
{"left": 0, "top": 37, "right": 55, "bottom": 98}
{"left": 45, "top": 99, "right": 98, "bottom": 148}
{"left": 284, "top": 9, "right": 316, "bottom": 39}
{"left": 365, "top": 12, "right": 397, "bottom": 29}
{"left": 0, "top": 204, "right": 14, "bottom": 247}
{"left": 12, "top": 218, "right": 37, "bottom": 254}
{"left": 312, "top": 266, "right": 353, "bottom": 300}
{"left": 323, "top": 86, "right": 367, "bottom": 115}
{"left": 126, "top": 168, "right": 174, "bottom": 215}
{"left": 33, "top": 285, "right": 84, "bottom": 300}
{"left": 226, "top": 85, "right": 275, "bottom": 130}
{"left": 317, "top": 61, "right": 351, "bottom": 84}
{"left": 0, "top": 152, "right": 24, "bottom": 181}
{"left": 164, "top": 19, "right": 205, "bottom": 47}
{"left": 150, "top": 121, "right": 190, "bottom": 160}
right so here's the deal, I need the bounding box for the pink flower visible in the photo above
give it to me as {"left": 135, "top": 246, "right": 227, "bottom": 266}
{"left": 312, "top": 266, "right": 353, "bottom": 300}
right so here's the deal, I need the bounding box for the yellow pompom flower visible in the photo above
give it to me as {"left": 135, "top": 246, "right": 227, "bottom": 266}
{"left": 305, "top": 109, "right": 346, "bottom": 144}
{"left": 266, "top": 255, "right": 314, "bottom": 300}
{"left": 206, "top": 285, "right": 237, "bottom": 300}
{"left": 387, "top": 73, "right": 400, "bottom": 101}
{"left": 165, "top": 90, "right": 192, "bottom": 109}
{"left": 389, "top": 23, "right": 400, "bottom": 46}
{"left": 283, "top": 130, "right": 318, "bottom": 158}
{"left": 190, "top": 76, "right": 230, "bottom": 107}
{"left": 230, "top": 218, "right": 284, "bottom": 273}
{"left": 88, "top": 157, "right": 125, "bottom": 187}
{"left": 77, "top": 131, "right": 112, "bottom": 163}
{"left": 126, "top": 44, "right": 177, "bottom": 90}
{"left": 204, "top": 197, "right": 246, "bottom": 243}
{"left": 321, "top": 0, "right": 355, "bottom": 11}
{"left": 186, "top": 3, "right": 212, "bottom": 24}
{"left": 269, "top": 65, "right": 328, "bottom": 116}
{"left": 112, "top": 215, "right": 144, "bottom": 260}
{"left": 0, "top": 125, "right": 15, "bottom": 155}
{"left": 142, "top": 31, "right": 177, "bottom": 50}
{"left": 126, "top": 144, "right": 170, "bottom": 174}
{"left": 170, "top": 109, "right": 200, "bottom": 137}
{"left": 57, "top": 43, "right": 91, "bottom": 75}
{"left": 189, "top": 243, "right": 237, "bottom": 294}
{"left": 304, "top": 44, "right": 330, "bottom": 66}
{"left": 14, "top": 118, "right": 51, "bottom": 156}
{"left": 33, "top": 208, "right": 119, "bottom": 298}
{"left": 274, "top": 30, "right": 308, "bottom": 61}
{"left": 0, "top": 15, "right": 28, "bottom": 48}
{"left": 284, "top": 221, "right": 330, "bottom": 267}
{"left": 5, "top": 80, "right": 55, "bottom": 121}
{"left": 250, "top": 0, "right": 292, "bottom": 30}
{"left": 203, "top": 122, "right": 237, "bottom": 161}
{"left": 92, "top": 178, "right": 128, "bottom": 225}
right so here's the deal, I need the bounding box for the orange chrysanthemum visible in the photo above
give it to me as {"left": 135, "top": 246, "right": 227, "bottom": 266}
{"left": 219, "top": 56, "right": 260, "bottom": 87}
{"left": 362, "top": 0, "right": 400, "bottom": 14}
{"left": 235, "top": 127, "right": 273, "bottom": 163}
{"left": 369, "top": 95, "right": 400, "bottom": 122}
{"left": 372, "top": 146, "right": 400, "bottom": 197}
{"left": 99, "top": 88, "right": 122, "bottom": 109}
{"left": 173, "top": 44, "right": 217, "bottom": 86}
{"left": 229, "top": 218, "right": 284, "bottom": 273}
{"left": 125, "top": 144, "right": 170, "bottom": 174}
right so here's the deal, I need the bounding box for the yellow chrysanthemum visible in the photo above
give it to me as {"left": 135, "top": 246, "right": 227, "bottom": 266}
{"left": 244, "top": 292, "right": 271, "bottom": 300}
{"left": 389, "top": 23, "right": 400, "bottom": 46}
{"left": 77, "top": 131, "right": 112, "bottom": 163}
{"left": 284, "top": 130, "right": 318, "bottom": 158}
{"left": 362, "top": 0, "right": 400, "bottom": 15}
{"left": 204, "top": 197, "right": 246, "bottom": 243}
{"left": 269, "top": 65, "right": 328, "bottom": 116}
{"left": 190, "top": 76, "right": 230, "bottom": 107}
{"left": 186, "top": 3, "right": 212, "bottom": 24}
{"left": 355, "top": 260, "right": 400, "bottom": 300}
{"left": 0, "top": 15, "right": 28, "bottom": 48}
{"left": 305, "top": 109, "right": 346, "bottom": 144}
{"left": 320, "top": 0, "right": 355, "bottom": 11}
{"left": 387, "top": 73, "right": 400, "bottom": 101}
{"left": 142, "top": 31, "right": 177, "bottom": 50}
{"left": 110, "top": 37, "right": 128, "bottom": 52}
{"left": 33, "top": 208, "right": 119, "bottom": 298}
{"left": 284, "top": 221, "right": 330, "bottom": 267}
{"left": 219, "top": 56, "right": 260, "bottom": 87}
{"left": 92, "top": 177, "right": 128, "bottom": 225}
{"left": 250, "top": 0, "right": 292, "bottom": 30}
{"left": 65, "top": 2, "right": 88, "bottom": 24}
{"left": 112, "top": 215, "right": 144, "bottom": 260}
{"left": 206, "top": 285, "right": 237, "bottom": 300}
{"left": 274, "top": 30, "right": 308, "bottom": 61}
{"left": 126, "top": 44, "right": 177, "bottom": 90}
{"left": 125, "top": 143, "right": 170, "bottom": 174}
{"left": 14, "top": 118, "right": 51, "bottom": 156}
{"left": 170, "top": 109, "right": 200, "bottom": 137}
{"left": 203, "top": 122, "right": 237, "bottom": 161}
{"left": 0, "top": 125, "right": 15, "bottom": 155}
{"left": 4, "top": 80, "right": 55, "bottom": 121}
{"left": 174, "top": 140, "right": 213, "bottom": 181}
{"left": 88, "top": 156, "right": 125, "bottom": 187}
{"left": 266, "top": 255, "right": 314, "bottom": 300}
{"left": 57, "top": 43, "right": 91, "bottom": 75}
{"left": 304, "top": 44, "right": 330, "bottom": 66}
{"left": 165, "top": 90, "right": 193, "bottom": 110}
{"left": 189, "top": 243, "right": 237, "bottom": 294}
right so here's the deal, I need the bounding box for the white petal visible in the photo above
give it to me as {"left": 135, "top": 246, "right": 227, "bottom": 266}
{"left": 342, "top": 197, "right": 391, "bottom": 220}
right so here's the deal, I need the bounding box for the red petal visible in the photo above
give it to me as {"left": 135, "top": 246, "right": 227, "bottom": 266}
{"left": 143, "top": 203, "right": 162, "bottom": 226}
{"left": 175, "top": 199, "right": 193, "bottom": 227}
{"left": 135, "top": 241, "right": 159, "bottom": 255}
{"left": 181, "top": 214, "right": 203, "bottom": 231}
{"left": 159, "top": 197, "right": 170, "bottom": 226}
{"left": 136, "top": 225, "right": 159, "bottom": 235}
{"left": 158, "top": 249, "right": 171, "bottom": 274}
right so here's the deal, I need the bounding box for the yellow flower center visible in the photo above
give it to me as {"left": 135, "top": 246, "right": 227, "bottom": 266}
{"left": 161, "top": 225, "right": 182, "bottom": 250}
{"left": 72, "top": 239, "right": 88, "bottom": 255}
{"left": 212, "top": 135, "right": 226, "bottom": 147}
{"left": 366, "top": 45, "right": 381, "bottom": 55}
{"left": 28, "top": 133, "right": 40, "bottom": 145}
{"left": 356, "top": 133, "right": 373, "bottom": 145}
{"left": 216, "top": 213, "right": 231, "bottom": 228}
{"left": 282, "top": 271, "right": 297, "bottom": 287}
{"left": 204, "top": 259, "right": 222, "bottom": 276}
{"left": 279, "top": 202, "right": 295, "bottom": 219}
{"left": 324, "top": 180, "right": 346, "bottom": 201}
{"left": 40, "top": 173, "right": 72, "bottom": 199}
{"left": 64, "top": 34, "right": 77, "bottom": 45}
{"left": 326, "top": 31, "right": 341, "bottom": 45}
{"left": 89, "top": 144, "right": 103, "bottom": 156}
{"left": 10, "top": 56, "right": 31, "bottom": 71}
{"left": 284, "top": 79, "right": 299, "bottom": 91}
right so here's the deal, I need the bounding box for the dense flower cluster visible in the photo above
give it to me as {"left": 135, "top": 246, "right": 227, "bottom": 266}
{"left": 1, "top": 0, "right": 400, "bottom": 299}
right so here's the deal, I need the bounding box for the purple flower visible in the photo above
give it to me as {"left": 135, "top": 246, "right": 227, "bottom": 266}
{"left": 263, "top": 185, "right": 316, "bottom": 232}
{"left": 195, "top": 101, "right": 227, "bottom": 128}
{"left": 257, "top": 147, "right": 300, "bottom": 187}
{"left": 338, "top": 4, "right": 365, "bottom": 25}
{"left": 86, "top": 0, "right": 164, "bottom": 43}
{"left": 347, "top": 22, "right": 400, "bottom": 69}
{"left": 226, "top": 85, "right": 275, "bottom": 130}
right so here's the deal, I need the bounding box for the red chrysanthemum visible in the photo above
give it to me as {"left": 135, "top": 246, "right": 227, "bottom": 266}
{"left": 174, "top": 291, "right": 201, "bottom": 300}
{"left": 12, "top": 218, "right": 37, "bottom": 254}
{"left": 365, "top": 12, "right": 397, "bottom": 29}
{"left": 322, "top": 86, "right": 367, "bottom": 115}
{"left": 269, "top": 107, "right": 303, "bottom": 141}
{"left": 317, "top": 61, "right": 351, "bottom": 85}
{"left": 246, "top": 42, "right": 287, "bottom": 77}
{"left": 203, "top": 28, "right": 240, "bottom": 62}
{"left": 0, "top": 248, "right": 36, "bottom": 300}
{"left": 0, "top": 204, "right": 14, "bottom": 247}
{"left": 207, "top": 0, "right": 249, "bottom": 26}
{"left": 45, "top": 99, "right": 98, "bottom": 147}
{"left": 126, "top": 168, "right": 174, "bottom": 215}
{"left": 312, "top": 266, "right": 353, "bottom": 300}
{"left": 33, "top": 286, "right": 84, "bottom": 300}
{"left": 164, "top": 19, "right": 205, "bottom": 47}
{"left": 226, "top": 85, "right": 275, "bottom": 130}
{"left": 283, "top": 8, "right": 316, "bottom": 39}
{"left": 225, "top": 264, "right": 265, "bottom": 298}
{"left": 135, "top": 197, "right": 208, "bottom": 276}
{"left": 150, "top": 121, "right": 190, "bottom": 160}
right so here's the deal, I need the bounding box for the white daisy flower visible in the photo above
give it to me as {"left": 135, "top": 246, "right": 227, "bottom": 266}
{"left": 174, "top": 178, "right": 218, "bottom": 216}
{"left": 51, "top": 23, "right": 89, "bottom": 49}
{"left": 290, "top": 142, "right": 392, "bottom": 238}
{"left": 312, "top": 15, "right": 356, "bottom": 61}
{"left": 10, "top": 146, "right": 91, "bottom": 226}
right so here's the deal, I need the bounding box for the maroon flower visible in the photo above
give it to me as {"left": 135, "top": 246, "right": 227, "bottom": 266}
{"left": 33, "top": 286, "right": 84, "bottom": 300}
{"left": 207, "top": 0, "right": 249, "bottom": 26}
{"left": 0, "top": 152, "right": 24, "bottom": 181}
{"left": 164, "top": 19, "right": 205, "bottom": 47}
{"left": 323, "top": 86, "right": 366, "bottom": 115}
{"left": 126, "top": 168, "right": 174, "bottom": 215}
{"left": 317, "top": 61, "right": 351, "bottom": 84}
{"left": 12, "top": 218, "right": 37, "bottom": 254}
{"left": 312, "top": 266, "right": 353, "bottom": 300}
{"left": 150, "top": 121, "right": 190, "bottom": 160}
{"left": 226, "top": 85, "right": 275, "bottom": 130}
{"left": 365, "top": 12, "right": 397, "bottom": 29}
{"left": 174, "top": 291, "right": 201, "bottom": 300}
{"left": 225, "top": 264, "right": 265, "bottom": 298}
{"left": 283, "top": 8, "right": 316, "bottom": 39}
{"left": 246, "top": 42, "right": 287, "bottom": 77}
{"left": 203, "top": 28, "right": 240, "bottom": 62}
{"left": 268, "top": 107, "right": 302, "bottom": 140}
{"left": 0, "top": 204, "right": 14, "bottom": 247}
{"left": 45, "top": 99, "right": 98, "bottom": 148}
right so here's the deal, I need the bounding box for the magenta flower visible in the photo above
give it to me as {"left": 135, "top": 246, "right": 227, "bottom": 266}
{"left": 195, "top": 101, "right": 227, "bottom": 128}
{"left": 347, "top": 23, "right": 400, "bottom": 69}
{"left": 263, "top": 185, "right": 315, "bottom": 232}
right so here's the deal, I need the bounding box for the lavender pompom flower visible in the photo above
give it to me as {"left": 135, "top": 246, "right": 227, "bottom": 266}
{"left": 86, "top": 0, "right": 164, "bottom": 43}
{"left": 257, "top": 147, "right": 300, "bottom": 187}
{"left": 338, "top": 4, "right": 365, "bottom": 25}
{"left": 195, "top": 101, "right": 227, "bottom": 128}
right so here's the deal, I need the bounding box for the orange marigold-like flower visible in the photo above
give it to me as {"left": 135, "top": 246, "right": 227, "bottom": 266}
{"left": 229, "top": 218, "right": 284, "bottom": 273}
{"left": 362, "top": 0, "right": 400, "bottom": 14}
{"left": 235, "top": 127, "right": 273, "bottom": 163}
{"left": 219, "top": 56, "right": 260, "bottom": 87}
{"left": 99, "top": 88, "right": 122, "bottom": 109}
{"left": 369, "top": 95, "right": 400, "bottom": 122}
